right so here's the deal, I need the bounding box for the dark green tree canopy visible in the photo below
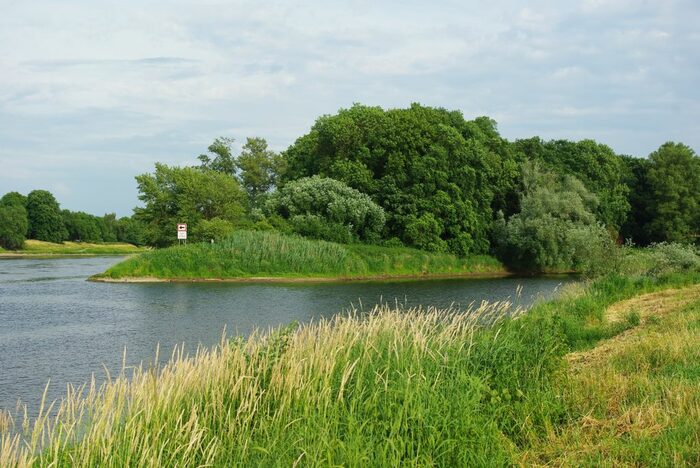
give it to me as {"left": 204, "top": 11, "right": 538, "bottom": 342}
{"left": 0, "top": 193, "right": 29, "bottom": 250}
{"left": 620, "top": 155, "right": 653, "bottom": 244}
{"left": 62, "top": 210, "right": 103, "bottom": 242}
{"left": 645, "top": 142, "right": 700, "bottom": 243}
{"left": 26, "top": 190, "right": 68, "bottom": 243}
{"left": 1, "top": 192, "right": 27, "bottom": 209}
{"left": 513, "top": 137, "right": 630, "bottom": 232}
{"left": 282, "top": 104, "right": 521, "bottom": 255}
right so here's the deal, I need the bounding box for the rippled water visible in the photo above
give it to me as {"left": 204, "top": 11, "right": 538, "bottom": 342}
{"left": 0, "top": 256, "right": 575, "bottom": 415}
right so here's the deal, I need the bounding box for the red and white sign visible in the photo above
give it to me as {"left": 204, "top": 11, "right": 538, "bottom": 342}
{"left": 177, "top": 223, "right": 187, "bottom": 240}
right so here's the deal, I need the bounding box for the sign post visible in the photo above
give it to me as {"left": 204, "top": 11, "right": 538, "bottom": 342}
{"left": 177, "top": 223, "right": 187, "bottom": 245}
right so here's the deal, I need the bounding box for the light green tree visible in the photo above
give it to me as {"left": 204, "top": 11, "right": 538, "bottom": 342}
{"left": 134, "top": 164, "right": 247, "bottom": 246}
{"left": 236, "top": 137, "right": 285, "bottom": 204}
{"left": 493, "top": 162, "right": 615, "bottom": 273}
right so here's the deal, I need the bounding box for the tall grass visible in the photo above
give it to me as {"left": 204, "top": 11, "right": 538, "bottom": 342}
{"left": 0, "top": 302, "right": 567, "bottom": 466}
{"left": 99, "top": 230, "right": 504, "bottom": 280}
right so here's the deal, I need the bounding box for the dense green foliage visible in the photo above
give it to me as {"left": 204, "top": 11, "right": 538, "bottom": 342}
{"left": 646, "top": 143, "right": 700, "bottom": 243}
{"left": 25, "top": 190, "right": 68, "bottom": 243}
{"left": 134, "top": 163, "right": 248, "bottom": 246}
{"left": 622, "top": 143, "right": 700, "bottom": 245}
{"left": 126, "top": 105, "right": 699, "bottom": 266}
{"left": 0, "top": 190, "right": 145, "bottom": 249}
{"left": 7, "top": 105, "right": 700, "bottom": 263}
{"left": 493, "top": 163, "right": 615, "bottom": 273}
{"left": 236, "top": 137, "right": 286, "bottom": 204}
{"left": 513, "top": 138, "right": 631, "bottom": 233}
{"left": 266, "top": 176, "right": 386, "bottom": 243}
{"left": 282, "top": 104, "right": 520, "bottom": 255}
{"left": 0, "top": 193, "right": 29, "bottom": 249}
{"left": 99, "top": 230, "right": 503, "bottom": 280}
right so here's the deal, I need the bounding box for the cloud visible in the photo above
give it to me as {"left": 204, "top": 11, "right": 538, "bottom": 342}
{"left": 0, "top": 0, "right": 698, "bottom": 215}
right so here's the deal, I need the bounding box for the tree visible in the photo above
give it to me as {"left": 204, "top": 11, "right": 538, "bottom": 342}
{"left": 0, "top": 193, "right": 29, "bottom": 249}
{"left": 134, "top": 163, "right": 247, "bottom": 246}
{"left": 619, "top": 155, "right": 654, "bottom": 245}
{"left": 192, "top": 218, "right": 235, "bottom": 242}
{"left": 645, "top": 142, "right": 700, "bottom": 243}
{"left": 493, "top": 162, "right": 615, "bottom": 272}
{"left": 115, "top": 216, "right": 146, "bottom": 246}
{"left": 236, "top": 137, "right": 285, "bottom": 204}
{"left": 62, "top": 210, "right": 103, "bottom": 242}
{"left": 267, "top": 176, "right": 386, "bottom": 244}
{"left": 198, "top": 137, "right": 236, "bottom": 176}
{"left": 282, "top": 104, "right": 520, "bottom": 255}
{"left": 1, "top": 192, "right": 27, "bottom": 209}
{"left": 513, "top": 138, "right": 631, "bottom": 233}
{"left": 26, "top": 190, "right": 68, "bottom": 243}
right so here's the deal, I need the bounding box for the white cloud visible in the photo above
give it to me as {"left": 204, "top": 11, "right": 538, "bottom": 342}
{"left": 0, "top": 0, "right": 698, "bottom": 215}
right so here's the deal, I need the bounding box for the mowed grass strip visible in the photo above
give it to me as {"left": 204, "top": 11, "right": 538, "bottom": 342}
{"left": 522, "top": 286, "right": 700, "bottom": 466}
{"left": 99, "top": 230, "right": 505, "bottom": 280}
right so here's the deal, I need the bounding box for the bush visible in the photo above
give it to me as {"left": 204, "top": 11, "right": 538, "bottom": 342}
{"left": 494, "top": 163, "right": 615, "bottom": 273}
{"left": 648, "top": 243, "right": 700, "bottom": 276}
{"left": 268, "top": 176, "right": 385, "bottom": 243}
{"left": 192, "top": 218, "right": 235, "bottom": 242}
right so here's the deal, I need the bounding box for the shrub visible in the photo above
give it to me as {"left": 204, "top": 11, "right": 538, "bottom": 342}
{"left": 192, "top": 218, "right": 235, "bottom": 242}
{"left": 268, "top": 176, "right": 385, "bottom": 243}
{"left": 494, "top": 163, "right": 614, "bottom": 273}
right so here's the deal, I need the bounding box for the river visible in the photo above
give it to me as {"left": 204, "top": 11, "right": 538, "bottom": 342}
{"left": 0, "top": 256, "right": 575, "bottom": 416}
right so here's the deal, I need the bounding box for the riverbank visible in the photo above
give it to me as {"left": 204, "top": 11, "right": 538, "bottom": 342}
{"left": 91, "top": 270, "right": 518, "bottom": 283}
{"left": 0, "top": 240, "right": 145, "bottom": 257}
{"left": 94, "top": 230, "right": 507, "bottom": 281}
{"left": 523, "top": 283, "right": 700, "bottom": 465}
{"left": 2, "top": 254, "right": 699, "bottom": 465}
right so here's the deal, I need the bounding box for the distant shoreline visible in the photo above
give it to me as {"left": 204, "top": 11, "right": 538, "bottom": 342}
{"left": 88, "top": 271, "right": 578, "bottom": 284}
{"left": 0, "top": 252, "right": 130, "bottom": 259}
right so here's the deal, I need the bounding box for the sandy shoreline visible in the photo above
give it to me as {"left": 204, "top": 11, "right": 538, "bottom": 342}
{"left": 0, "top": 253, "right": 132, "bottom": 259}
{"left": 89, "top": 270, "right": 522, "bottom": 284}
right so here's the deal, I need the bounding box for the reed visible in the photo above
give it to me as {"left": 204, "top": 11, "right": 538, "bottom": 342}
{"left": 98, "top": 230, "right": 504, "bottom": 280}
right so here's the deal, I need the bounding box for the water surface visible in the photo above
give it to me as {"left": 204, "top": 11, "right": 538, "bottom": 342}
{"left": 0, "top": 256, "right": 574, "bottom": 415}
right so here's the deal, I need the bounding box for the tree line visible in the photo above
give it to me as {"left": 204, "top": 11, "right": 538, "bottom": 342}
{"left": 0, "top": 190, "right": 144, "bottom": 249}
{"left": 2, "top": 104, "right": 698, "bottom": 271}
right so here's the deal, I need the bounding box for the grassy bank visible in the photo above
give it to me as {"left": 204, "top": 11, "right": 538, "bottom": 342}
{"left": 0, "top": 240, "right": 145, "bottom": 257}
{"left": 96, "top": 230, "right": 505, "bottom": 281}
{"left": 524, "top": 285, "right": 700, "bottom": 465}
{"left": 1, "top": 246, "right": 699, "bottom": 466}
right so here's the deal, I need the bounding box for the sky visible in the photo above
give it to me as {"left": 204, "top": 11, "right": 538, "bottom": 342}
{"left": 1, "top": 0, "right": 699, "bottom": 217}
